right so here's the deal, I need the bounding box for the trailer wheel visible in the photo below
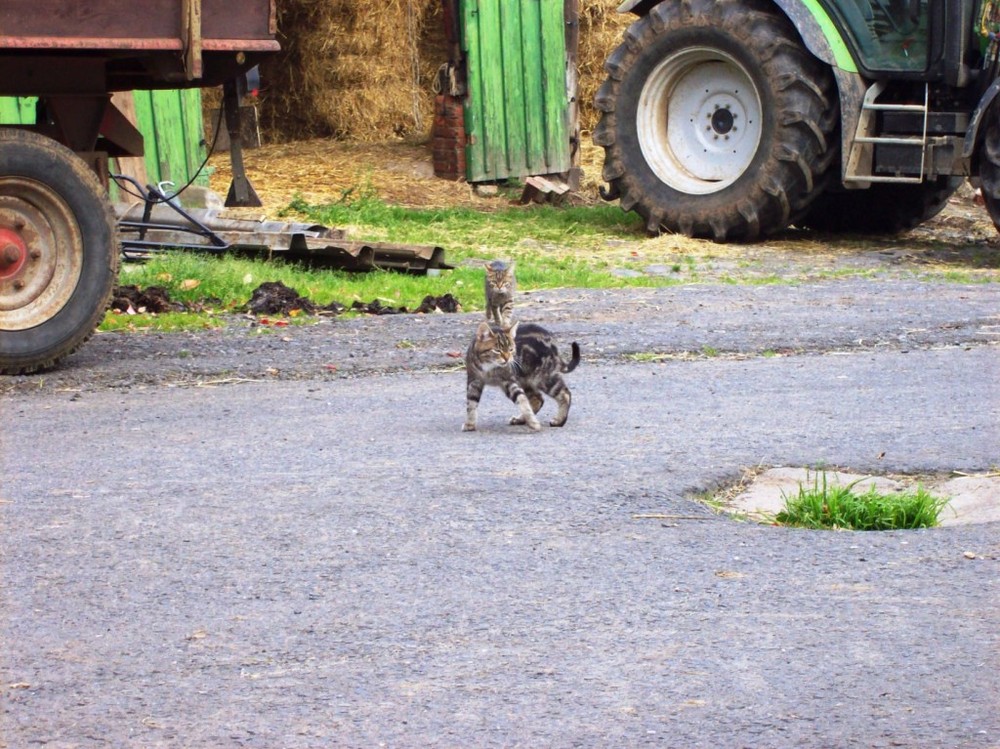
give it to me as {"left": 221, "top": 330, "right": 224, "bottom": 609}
{"left": 978, "top": 119, "right": 1000, "bottom": 232}
{"left": 0, "top": 129, "right": 118, "bottom": 374}
{"left": 795, "top": 177, "right": 962, "bottom": 234}
{"left": 593, "top": 0, "right": 837, "bottom": 241}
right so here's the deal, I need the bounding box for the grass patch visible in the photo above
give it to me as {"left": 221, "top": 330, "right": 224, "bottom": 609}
{"left": 101, "top": 310, "right": 229, "bottom": 333}
{"left": 101, "top": 192, "right": 673, "bottom": 332}
{"left": 281, "top": 190, "right": 645, "bottom": 249}
{"left": 775, "top": 474, "right": 949, "bottom": 531}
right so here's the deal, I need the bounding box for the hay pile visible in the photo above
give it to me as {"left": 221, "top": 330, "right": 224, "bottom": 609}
{"left": 259, "top": 0, "right": 448, "bottom": 141}
{"left": 258, "top": 0, "right": 630, "bottom": 143}
{"left": 577, "top": 1, "right": 631, "bottom": 135}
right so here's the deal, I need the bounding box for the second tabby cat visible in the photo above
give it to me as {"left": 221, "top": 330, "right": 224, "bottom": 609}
{"left": 463, "top": 319, "right": 579, "bottom": 432}
{"left": 484, "top": 259, "right": 516, "bottom": 325}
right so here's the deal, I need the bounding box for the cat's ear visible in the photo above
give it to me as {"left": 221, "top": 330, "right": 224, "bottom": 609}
{"left": 475, "top": 320, "right": 492, "bottom": 341}
{"left": 508, "top": 261, "right": 515, "bottom": 272}
{"left": 508, "top": 321, "right": 519, "bottom": 338}
{"left": 484, "top": 261, "right": 492, "bottom": 271}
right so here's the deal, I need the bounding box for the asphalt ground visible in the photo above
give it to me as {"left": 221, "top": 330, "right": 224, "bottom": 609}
{"left": 2, "top": 280, "right": 999, "bottom": 748}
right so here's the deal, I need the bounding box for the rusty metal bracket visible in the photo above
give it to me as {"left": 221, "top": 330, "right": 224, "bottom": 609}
{"left": 222, "top": 77, "right": 262, "bottom": 207}
{"left": 182, "top": 0, "right": 204, "bottom": 80}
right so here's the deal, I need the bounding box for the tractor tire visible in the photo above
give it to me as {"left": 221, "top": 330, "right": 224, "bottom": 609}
{"left": 795, "top": 177, "right": 962, "bottom": 234}
{"left": 0, "top": 129, "right": 119, "bottom": 375}
{"left": 593, "top": 0, "right": 838, "bottom": 241}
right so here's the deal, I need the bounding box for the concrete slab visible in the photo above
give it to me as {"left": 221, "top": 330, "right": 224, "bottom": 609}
{"left": 726, "top": 467, "right": 1000, "bottom": 526}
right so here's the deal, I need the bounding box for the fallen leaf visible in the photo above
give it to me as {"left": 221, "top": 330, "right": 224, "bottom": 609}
{"left": 964, "top": 551, "right": 978, "bottom": 560}
{"left": 446, "top": 351, "right": 463, "bottom": 359}
{"left": 180, "top": 278, "right": 201, "bottom": 290}
{"left": 243, "top": 273, "right": 253, "bottom": 284}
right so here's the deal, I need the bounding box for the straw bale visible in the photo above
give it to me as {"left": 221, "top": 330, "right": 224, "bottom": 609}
{"left": 256, "top": 1, "right": 630, "bottom": 143}
{"left": 259, "top": 0, "right": 447, "bottom": 142}
{"left": 578, "top": 1, "right": 632, "bottom": 132}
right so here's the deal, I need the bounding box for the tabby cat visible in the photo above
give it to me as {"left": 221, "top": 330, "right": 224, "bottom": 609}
{"left": 484, "top": 260, "right": 516, "bottom": 325}
{"left": 463, "top": 320, "right": 580, "bottom": 432}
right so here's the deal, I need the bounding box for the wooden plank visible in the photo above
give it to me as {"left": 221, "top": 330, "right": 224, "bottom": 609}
{"left": 478, "top": 0, "right": 507, "bottom": 180}
{"left": 0, "top": 0, "right": 275, "bottom": 41}
{"left": 178, "top": 88, "right": 209, "bottom": 186}
{"left": 540, "top": 0, "right": 570, "bottom": 171}
{"left": 499, "top": 0, "right": 527, "bottom": 177}
{"left": 460, "top": 0, "right": 486, "bottom": 181}
{"left": 0, "top": 97, "right": 36, "bottom": 124}
{"left": 151, "top": 90, "right": 188, "bottom": 187}
{"left": 519, "top": 0, "right": 546, "bottom": 175}
{"left": 0, "top": 0, "right": 180, "bottom": 39}
{"left": 109, "top": 91, "right": 149, "bottom": 202}
{"left": 182, "top": 0, "right": 204, "bottom": 80}
{"left": 132, "top": 89, "right": 160, "bottom": 186}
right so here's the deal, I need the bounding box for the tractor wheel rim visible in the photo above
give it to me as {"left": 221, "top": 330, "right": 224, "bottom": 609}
{"left": 0, "top": 177, "right": 84, "bottom": 331}
{"left": 638, "top": 47, "right": 763, "bottom": 195}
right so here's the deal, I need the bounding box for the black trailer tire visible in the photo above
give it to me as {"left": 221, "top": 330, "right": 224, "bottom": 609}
{"left": 593, "top": 0, "right": 838, "bottom": 241}
{"left": 0, "top": 129, "right": 118, "bottom": 374}
{"left": 978, "top": 119, "right": 1000, "bottom": 232}
{"left": 795, "top": 177, "right": 962, "bottom": 234}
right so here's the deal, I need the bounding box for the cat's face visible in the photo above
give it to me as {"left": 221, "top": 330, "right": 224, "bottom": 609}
{"left": 474, "top": 320, "right": 518, "bottom": 365}
{"left": 485, "top": 261, "right": 515, "bottom": 292}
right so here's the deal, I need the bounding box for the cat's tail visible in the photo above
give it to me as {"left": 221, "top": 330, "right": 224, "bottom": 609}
{"left": 562, "top": 342, "right": 581, "bottom": 373}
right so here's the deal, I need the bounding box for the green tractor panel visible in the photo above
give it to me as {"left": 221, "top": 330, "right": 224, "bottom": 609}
{"left": 595, "top": 0, "right": 1000, "bottom": 240}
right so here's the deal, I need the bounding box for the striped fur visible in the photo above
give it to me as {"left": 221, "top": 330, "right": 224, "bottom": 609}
{"left": 484, "top": 259, "right": 516, "bottom": 326}
{"left": 463, "top": 320, "right": 580, "bottom": 432}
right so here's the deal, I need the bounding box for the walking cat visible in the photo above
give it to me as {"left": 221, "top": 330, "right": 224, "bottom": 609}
{"left": 463, "top": 320, "right": 580, "bottom": 432}
{"left": 484, "top": 260, "right": 516, "bottom": 325}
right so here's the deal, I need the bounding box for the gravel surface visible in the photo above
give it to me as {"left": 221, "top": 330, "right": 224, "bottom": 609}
{"left": 2, "top": 277, "right": 999, "bottom": 748}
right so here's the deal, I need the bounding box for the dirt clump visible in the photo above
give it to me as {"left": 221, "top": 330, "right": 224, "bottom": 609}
{"left": 111, "top": 285, "right": 182, "bottom": 314}
{"left": 244, "top": 281, "right": 317, "bottom": 315}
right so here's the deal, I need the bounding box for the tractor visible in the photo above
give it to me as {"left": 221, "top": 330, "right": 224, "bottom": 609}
{"left": 594, "top": 0, "right": 1000, "bottom": 240}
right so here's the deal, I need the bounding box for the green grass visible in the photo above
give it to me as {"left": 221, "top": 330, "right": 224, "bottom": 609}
{"left": 100, "top": 192, "right": 670, "bottom": 332}
{"left": 775, "top": 474, "right": 950, "bottom": 531}
{"left": 101, "top": 186, "right": 998, "bottom": 334}
{"left": 280, "top": 190, "right": 645, "bottom": 249}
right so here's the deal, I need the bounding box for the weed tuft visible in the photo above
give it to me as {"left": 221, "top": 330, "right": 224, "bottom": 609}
{"left": 775, "top": 473, "right": 949, "bottom": 531}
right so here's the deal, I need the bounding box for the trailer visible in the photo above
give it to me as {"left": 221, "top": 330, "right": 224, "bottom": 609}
{"left": 0, "top": 1, "right": 279, "bottom": 374}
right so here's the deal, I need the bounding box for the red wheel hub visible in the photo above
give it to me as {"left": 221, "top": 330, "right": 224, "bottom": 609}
{"left": 0, "top": 227, "right": 27, "bottom": 280}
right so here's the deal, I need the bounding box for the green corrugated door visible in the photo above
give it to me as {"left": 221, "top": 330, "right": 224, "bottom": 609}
{"left": 0, "top": 90, "right": 206, "bottom": 188}
{"left": 461, "top": 0, "right": 572, "bottom": 182}
{"left": 0, "top": 97, "right": 38, "bottom": 124}
{"left": 131, "top": 89, "right": 208, "bottom": 188}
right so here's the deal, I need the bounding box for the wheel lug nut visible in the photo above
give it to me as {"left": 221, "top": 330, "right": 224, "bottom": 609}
{"left": 13, "top": 279, "right": 25, "bottom": 290}
{"left": 30, "top": 249, "right": 41, "bottom": 260}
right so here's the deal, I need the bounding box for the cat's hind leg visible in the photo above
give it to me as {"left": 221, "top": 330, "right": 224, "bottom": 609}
{"left": 542, "top": 375, "right": 572, "bottom": 427}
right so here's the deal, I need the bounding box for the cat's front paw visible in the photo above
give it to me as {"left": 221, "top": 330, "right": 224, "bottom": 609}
{"left": 509, "top": 415, "right": 541, "bottom": 431}
{"left": 462, "top": 422, "right": 477, "bottom": 432}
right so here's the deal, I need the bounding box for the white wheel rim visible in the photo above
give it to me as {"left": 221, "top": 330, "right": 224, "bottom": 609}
{"left": 0, "top": 177, "right": 84, "bottom": 331}
{"left": 638, "top": 47, "right": 763, "bottom": 195}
